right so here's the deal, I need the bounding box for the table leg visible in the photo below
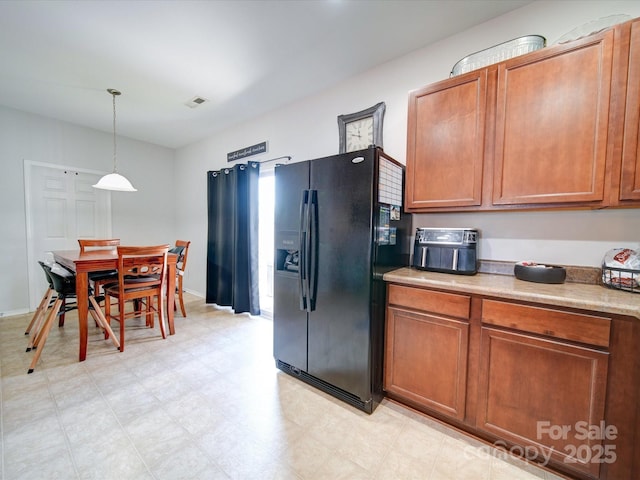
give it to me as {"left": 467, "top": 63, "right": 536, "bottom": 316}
{"left": 167, "top": 263, "right": 176, "bottom": 335}
{"left": 76, "top": 271, "right": 89, "bottom": 361}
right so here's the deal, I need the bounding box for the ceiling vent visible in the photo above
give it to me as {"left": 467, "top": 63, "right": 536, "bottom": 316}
{"left": 185, "top": 96, "right": 208, "bottom": 108}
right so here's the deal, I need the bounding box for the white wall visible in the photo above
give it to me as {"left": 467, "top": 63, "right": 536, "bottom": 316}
{"left": 175, "top": 0, "right": 640, "bottom": 297}
{"left": 0, "top": 105, "right": 175, "bottom": 316}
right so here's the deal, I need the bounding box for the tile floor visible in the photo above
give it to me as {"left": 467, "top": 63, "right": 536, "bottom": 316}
{"left": 0, "top": 293, "right": 566, "bottom": 480}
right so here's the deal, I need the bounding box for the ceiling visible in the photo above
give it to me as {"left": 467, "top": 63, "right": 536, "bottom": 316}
{"left": 0, "top": 0, "right": 532, "bottom": 149}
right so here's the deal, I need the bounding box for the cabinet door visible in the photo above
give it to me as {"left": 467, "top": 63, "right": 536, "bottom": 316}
{"left": 493, "top": 29, "right": 615, "bottom": 206}
{"left": 477, "top": 327, "right": 608, "bottom": 477}
{"left": 406, "top": 70, "right": 488, "bottom": 209}
{"left": 620, "top": 19, "right": 640, "bottom": 201}
{"left": 385, "top": 306, "right": 469, "bottom": 420}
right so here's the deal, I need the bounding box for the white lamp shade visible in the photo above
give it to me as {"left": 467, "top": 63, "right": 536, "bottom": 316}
{"left": 93, "top": 173, "right": 137, "bottom": 192}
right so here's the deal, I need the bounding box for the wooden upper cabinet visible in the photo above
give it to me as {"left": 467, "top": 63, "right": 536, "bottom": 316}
{"left": 405, "top": 69, "right": 488, "bottom": 210}
{"left": 619, "top": 18, "right": 640, "bottom": 202}
{"left": 492, "top": 29, "right": 615, "bottom": 206}
{"left": 404, "top": 18, "right": 640, "bottom": 213}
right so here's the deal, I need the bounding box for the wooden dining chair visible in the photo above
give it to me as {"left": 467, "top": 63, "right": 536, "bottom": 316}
{"left": 103, "top": 245, "right": 170, "bottom": 352}
{"left": 170, "top": 240, "right": 191, "bottom": 317}
{"left": 78, "top": 238, "right": 120, "bottom": 297}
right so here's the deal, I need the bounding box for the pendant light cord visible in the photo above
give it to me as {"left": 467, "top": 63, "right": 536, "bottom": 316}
{"left": 107, "top": 88, "right": 121, "bottom": 174}
{"left": 112, "top": 91, "right": 118, "bottom": 173}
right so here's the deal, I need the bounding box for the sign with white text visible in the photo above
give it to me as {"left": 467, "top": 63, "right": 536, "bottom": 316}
{"left": 227, "top": 141, "right": 268, "bottom": 162}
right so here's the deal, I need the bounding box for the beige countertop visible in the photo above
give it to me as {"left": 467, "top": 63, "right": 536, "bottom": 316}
{"left": 384, "top": 267, "right": 640, "bottom": 319}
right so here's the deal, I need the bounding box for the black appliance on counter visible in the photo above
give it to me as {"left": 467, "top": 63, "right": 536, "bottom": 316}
{"left": 412, "top": 227, "right": 478, "bottom": 275}
{"left": 273, "top": 147, "right": 412, "bottom": 413}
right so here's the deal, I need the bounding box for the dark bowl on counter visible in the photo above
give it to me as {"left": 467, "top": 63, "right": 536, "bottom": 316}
{"left": 514, "top": 262, "right": 566, "bottom": 284}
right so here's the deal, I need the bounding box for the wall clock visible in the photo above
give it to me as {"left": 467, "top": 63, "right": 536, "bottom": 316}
{"left": 337, "top": 102, "right": 385, "bottom": 153}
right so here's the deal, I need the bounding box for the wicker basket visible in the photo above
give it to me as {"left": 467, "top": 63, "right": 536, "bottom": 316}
{"left": 601, "top": 265, "right": 640, "bottom": 293}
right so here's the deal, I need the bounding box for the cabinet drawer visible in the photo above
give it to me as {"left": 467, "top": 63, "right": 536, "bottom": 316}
{"left": 482, "top": 299, "right": 611, "bottom": 347}
{"left": 388, "top": 284, "right": 470, "bottom": 319}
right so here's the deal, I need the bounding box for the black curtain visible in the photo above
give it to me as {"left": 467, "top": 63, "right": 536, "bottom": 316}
{"left": 206, "top": 163, "right": 260, "bottom": 315}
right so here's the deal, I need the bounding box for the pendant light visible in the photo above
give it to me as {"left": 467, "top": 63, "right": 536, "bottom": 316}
{"left": 93, "top": 88, "right": 137, "bottom": 192}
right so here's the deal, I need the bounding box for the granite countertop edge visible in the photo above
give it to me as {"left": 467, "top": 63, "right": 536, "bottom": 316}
{"left": 383, "top": 267, "right": 640, "bottom": 320}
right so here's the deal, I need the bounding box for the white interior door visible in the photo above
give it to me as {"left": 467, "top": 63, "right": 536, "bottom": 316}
{"left": 25, "top": 161, "right": 112, "bottom": 310}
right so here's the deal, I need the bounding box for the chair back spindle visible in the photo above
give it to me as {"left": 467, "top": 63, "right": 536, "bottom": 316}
{"left": 170, "top": 240, "right": 191, "bottom": 317}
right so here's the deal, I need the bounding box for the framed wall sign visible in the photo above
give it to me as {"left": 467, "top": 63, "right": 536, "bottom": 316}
{"left": 337, "top": 102, "right": 385, "bottom": 153}
{"left": 227, "top": 141, "right": 268, "bottom": 162}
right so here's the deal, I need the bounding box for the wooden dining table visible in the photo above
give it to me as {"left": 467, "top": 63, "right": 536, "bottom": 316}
{"left": 52, "top": 249, "right": 177, "bottom": 361}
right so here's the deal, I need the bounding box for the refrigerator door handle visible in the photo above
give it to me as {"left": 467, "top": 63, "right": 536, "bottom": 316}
{"left": 308, "top": 190, "right": 319, "bottom": 311}
{"left": 298, "top": 190, "right": 309, "bottom": 311}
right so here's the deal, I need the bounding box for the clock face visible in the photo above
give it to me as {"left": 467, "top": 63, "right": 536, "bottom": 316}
{"left": 345, "top": 117, "right": 374, "bottom": 152}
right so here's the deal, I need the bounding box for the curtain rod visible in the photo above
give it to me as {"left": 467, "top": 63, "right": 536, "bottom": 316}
{"left": 252, "top": 155, "right": 291, "bottom": 164}
{"left": 210, "top": 155, "right": 293, "bottom": 176}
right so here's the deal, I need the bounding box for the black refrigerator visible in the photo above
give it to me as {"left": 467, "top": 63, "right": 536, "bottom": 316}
{"left": 273, "top": 146, "right": 412, "bottom": 413}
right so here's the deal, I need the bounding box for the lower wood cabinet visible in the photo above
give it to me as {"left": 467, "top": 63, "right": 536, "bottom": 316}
{"left": 384, "top": 284, "right": 470, "bottom": 420}
{"left": 384, "top": 282, "right": 638, "bottom": 480}
{"left": 385, "top": 306, "right": 469, "bottom": 419}
{"left": 478, "top": 299, "right": 611, "bottom": 478}
{"left": 476, "top": 327, "right": 608, "bottom": 478}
